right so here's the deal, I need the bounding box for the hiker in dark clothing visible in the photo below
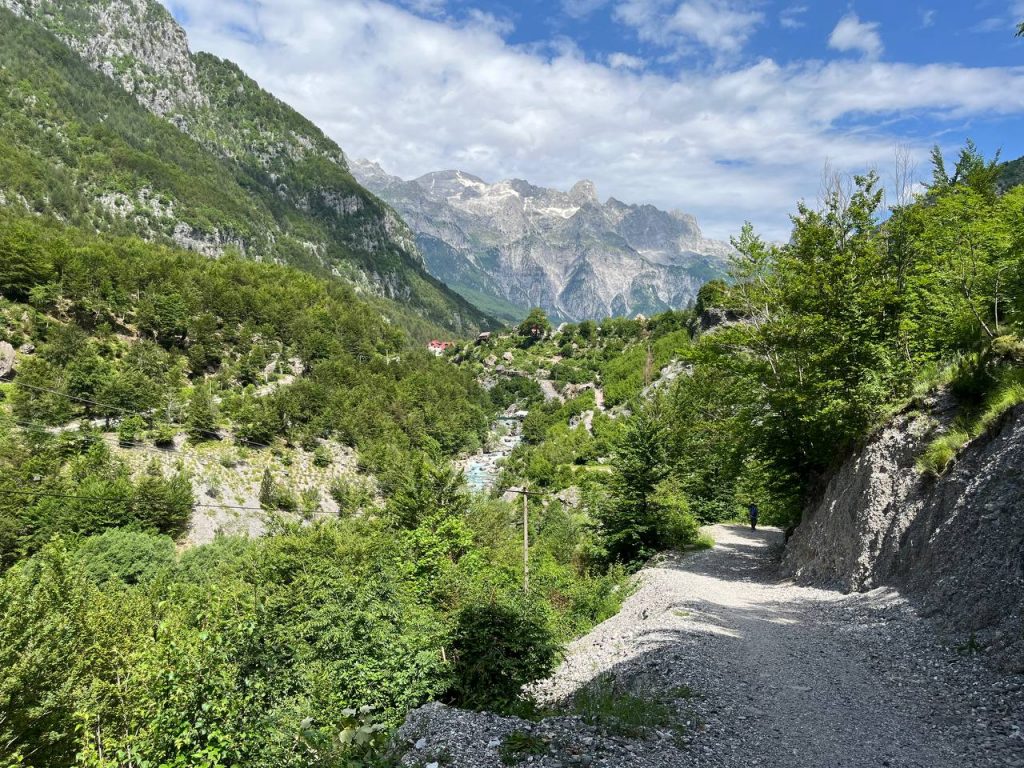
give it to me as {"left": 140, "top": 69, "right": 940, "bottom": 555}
{"left": 748, "top": 503, "right": 759, "bottom": 531}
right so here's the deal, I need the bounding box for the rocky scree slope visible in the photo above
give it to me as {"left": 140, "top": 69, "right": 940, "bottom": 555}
{"left": 353, "top": 160, "right": 733, "bottom": 323}
{"left": 0, "top": 0, "right": 490, "bottom": 332}
{"left": 783, "top": 393, "right": 1024, "bottom": 671}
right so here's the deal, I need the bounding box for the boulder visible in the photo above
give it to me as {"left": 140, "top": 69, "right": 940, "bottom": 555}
{"left": 698, "top": 307, "right": 744, "bottom": 333}
{"left": 0, "top": 342, "right": 14, "bottom": 379}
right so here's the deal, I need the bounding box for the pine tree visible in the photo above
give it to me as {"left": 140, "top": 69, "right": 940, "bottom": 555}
{"left": 598, "top": 412, "right": 669, "bottom": 563}
{"left": 185, "top": 385, "right": 218, "bottom": 441}
{"left": 259, "top": 468, "right": 276, "bottom": 510}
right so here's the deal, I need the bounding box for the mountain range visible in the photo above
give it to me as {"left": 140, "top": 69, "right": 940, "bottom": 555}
{"left": 0, "top": 0, "right": 491, "bottom": 336}
{"left": 352, "top": 160, "right": 734, "bottom": 323}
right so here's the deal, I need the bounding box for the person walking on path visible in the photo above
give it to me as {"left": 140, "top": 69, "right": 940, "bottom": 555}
{"left": 748, "top": 502, "right": 759, "bottom": 531}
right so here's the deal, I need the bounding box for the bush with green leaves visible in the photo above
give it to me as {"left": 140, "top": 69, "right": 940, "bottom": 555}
{"left": 0, "top": 513, "right": 591, "bottom": 768}
{"left": 0, "top": 432, "right": 193, "bottom": 568}
{"left": 74, "top": 528, "right": 176, "bottom": 586}
{"left": 117, "top": 414, "right": 146, "bottom": 446}
{"left": 447, "top": 591, "right": 561, "bottom": 710}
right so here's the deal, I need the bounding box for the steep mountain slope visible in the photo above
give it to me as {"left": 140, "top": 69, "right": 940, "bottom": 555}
{"left": 0, "top": 0, "right": 491, "bottom": 333}
{"left": 783, "top": 394, "right": 1024, "bottom": 672}
{"left": 353, "top": 160, "right": 733, "bottom": 323}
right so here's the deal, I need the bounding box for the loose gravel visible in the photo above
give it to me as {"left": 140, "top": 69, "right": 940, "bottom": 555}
{"left": 396, "top": 525, "right": 1024, "bottom": 768}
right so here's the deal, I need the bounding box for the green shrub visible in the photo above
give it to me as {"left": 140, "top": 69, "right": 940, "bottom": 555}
{"left": 570, "top": 675, "right": 681, "bottom": 738}
{"left": 448, "top": 593, "right": 560, "bottom": 711}
{"left": 312, "top": 444, "right": 331, "bottom": 468}
{"left": 117, "top": 414, "right": 146, "bottom": 446}
{"left": 499, "top": 730, "right": 549, "bottom": 765}
{"left": 300, "top": 487, "right": 321, "bottom": 519}
{"left": 75, "top": 528, "right": 175, "bottom": 586}
{"left": 258, "top": 468, "right": 297, "bottom": 511}
{"left": 329, "top": 476, "right": 375, "bottom": 517}
{"left": 150, "top": 421, "right": 177, "bottom": 447}
{"left": 918, "top": 429, "right": 970, "bottom": 475}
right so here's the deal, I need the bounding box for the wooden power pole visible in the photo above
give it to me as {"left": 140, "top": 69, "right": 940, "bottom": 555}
{"left": 502, "top": 486, "right": 547, "bottom": 593}
{"left": 523, "top": 488, "right": 530, "bottom": 593}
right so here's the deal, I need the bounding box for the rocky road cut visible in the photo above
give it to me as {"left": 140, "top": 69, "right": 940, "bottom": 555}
{"left": 399, "top": 525, "right": 1024, "bottom": 767}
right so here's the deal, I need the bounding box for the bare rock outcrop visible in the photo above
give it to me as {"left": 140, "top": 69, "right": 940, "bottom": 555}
{"left": 0, "top": 341, "right": 15, "bottom": 379}
{"left": 783, "top": 395, "right": 1024, "bottom": 671}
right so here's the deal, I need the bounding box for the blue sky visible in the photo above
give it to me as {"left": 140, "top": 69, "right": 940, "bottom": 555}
{"left": 164, "top": 0, "right": 1024, "bottom": 239}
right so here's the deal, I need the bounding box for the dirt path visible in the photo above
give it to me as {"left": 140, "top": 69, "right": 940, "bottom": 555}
{"left": 535, "top": 524, "right": 1024, "bottom": 767}
{"left": 400, "top": 525, "right": 1023, "bottom": 767}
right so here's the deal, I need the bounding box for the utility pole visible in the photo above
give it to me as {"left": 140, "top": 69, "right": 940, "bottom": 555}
{"left": 523, "top": 488, "right": 530, "bottom": 593}
{"left": 501, "top": 486, "right": 548, "bottom": 593}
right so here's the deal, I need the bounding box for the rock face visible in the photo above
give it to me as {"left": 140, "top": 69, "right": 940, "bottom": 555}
{"left": 352, "top": 161, "right": 733, "bottom": 322}
{"left": 0, "top": 0, "right": 490, "bottom": 332}
{"left": 783, "top": 395, "right": 1024, "bottom": 671}
{"left": 0, "top": 341, "right": 15, "bottom": 379}
{"left": 0, "top": 0, "right": 206, "bottom": 117}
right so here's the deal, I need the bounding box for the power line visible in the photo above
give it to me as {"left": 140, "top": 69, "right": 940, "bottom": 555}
{"left": 10, "top": 380, "right": 278, "bottom": 451}
{"left": 0, "top": 487, "right": 265, "bottom": 513}
{"left": 3, "top": 417, "right": 257, "bottom": 472}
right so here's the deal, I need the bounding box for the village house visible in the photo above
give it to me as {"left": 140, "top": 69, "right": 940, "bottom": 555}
{"left": 427, "top": 340, "right": 454, "bottom": 356}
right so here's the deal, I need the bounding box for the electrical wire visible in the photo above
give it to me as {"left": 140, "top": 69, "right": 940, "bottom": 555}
{"left": 10, "top": 380, "right": 278, "bottom": 451}
{"left": 0, "top": 486, "right": 265, "bottom": 513}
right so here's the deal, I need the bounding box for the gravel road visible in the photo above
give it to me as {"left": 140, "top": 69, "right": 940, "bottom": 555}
{"left": 399, "top": 524, "right": 1024, "bottom": 767}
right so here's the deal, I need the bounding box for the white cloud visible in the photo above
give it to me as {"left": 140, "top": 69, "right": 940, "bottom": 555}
{"left": 780, "top": 4, "right": 808, "bottom": 30}
{"left": 973, "top": 2, "right": 1024, "bottom": 33}
{"left": 396, "top": 0, "right": 446, "bottom": 16}
{"left": 162, "top": 0, "right": 1024, "bottom": 240}
{"left": 829, "top": 13, "right": 884, "bottom": 59}
{"left": 608, "top": 52, "right": 646, "bottom": 69}
{"left": 919, "top": 9, "right": 936, "bottom": 29}
{"left": 562, "top": 0, "right": 611, "bottom": 18}
{"left": 615, "top": 0, "right": 764, "bottom": 56}
{"left": 463, "top": 9, "right": 515, "bottom": 36}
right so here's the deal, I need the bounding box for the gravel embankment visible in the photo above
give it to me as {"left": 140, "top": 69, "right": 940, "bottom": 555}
{"left": 395, "top": 525, "right": 1024, "bottom": 767}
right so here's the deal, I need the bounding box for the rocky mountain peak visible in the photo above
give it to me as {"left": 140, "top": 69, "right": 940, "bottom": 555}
{"left": 1, "top": 0, "right": 207, "bottom": 117}
{"left": 570, "top": 179, "right": 599, "bottom": 206}
{"left": 353, "top": 160, "right": 735, "bottom": 322}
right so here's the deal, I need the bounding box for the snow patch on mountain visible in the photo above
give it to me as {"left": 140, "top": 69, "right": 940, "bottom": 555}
{"left": 352, "top": 159, "right": 733, "bottom": 322}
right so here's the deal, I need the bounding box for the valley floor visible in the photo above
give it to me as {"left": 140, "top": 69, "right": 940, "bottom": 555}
{"left": 397, "top": 525, "right": 1024, "bottom": 767}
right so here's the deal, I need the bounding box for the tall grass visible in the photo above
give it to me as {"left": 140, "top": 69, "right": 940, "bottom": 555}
{"left": 917, "top": 369, "right": 1024, "bottom": 476}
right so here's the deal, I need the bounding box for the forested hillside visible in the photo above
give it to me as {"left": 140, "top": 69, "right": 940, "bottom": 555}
{"left": 0, "top": 210, "right": 629, "bottom": 767}
{"left": 0, "top": 3, "right": 491, "bottom": 334}
{"left": 999, "top": 154, "right": 1024, "bottom": 193}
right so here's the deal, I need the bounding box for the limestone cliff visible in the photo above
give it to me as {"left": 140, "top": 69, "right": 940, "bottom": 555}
{"left": 352, "top": 160, "right": 732, "bottom": 323}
